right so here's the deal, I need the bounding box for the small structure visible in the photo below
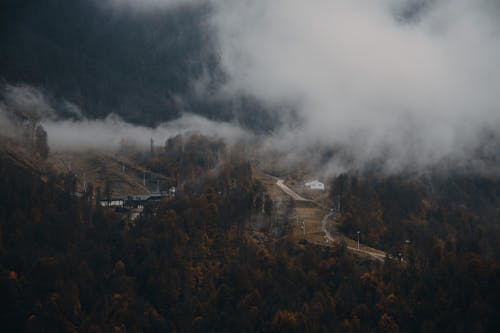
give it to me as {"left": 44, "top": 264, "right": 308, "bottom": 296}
{"left": 169, "top": 186, "right": 176, "bottom": 196}
{"left": 100, "top": 188, "right": 176, "bottom": 208}
{"left": 100, "top": 197, "right": 125, "bottom": 207}
{"left": 304, "top": 180, "right": 325, "bottom": 191}
{"left": 131, "top": 194, "right": 151, "bottom": 202}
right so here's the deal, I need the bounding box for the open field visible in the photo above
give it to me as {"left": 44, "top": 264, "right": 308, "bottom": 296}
{"left": 48, "top": 151, "right": 173, "bottom": 196}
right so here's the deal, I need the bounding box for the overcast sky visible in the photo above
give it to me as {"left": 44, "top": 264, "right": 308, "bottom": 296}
{"left": 101, "top": 0, "right": 204, "bottom": 11}
{"left": 3, "top": 0, "right": 499, "bottom": 174}
{"left": 107, "top": 0, "right": 500, "bottom": 171}
{"left": 208, "top": 0, "right": 500, "bottom": 170}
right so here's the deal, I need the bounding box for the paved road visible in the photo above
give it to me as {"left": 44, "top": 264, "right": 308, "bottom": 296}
{"left": 321, "top": 213, "right": 335, "bottom": 241}
{"left": 276, "top": 179, "right": 311, "bottom": 201}
{"left": 321, "top": 213, "right": 385, "bottom": 261}
{"left": 277, "top": 179, "right": 387, "bottom": 261}
{"left": 347, "top": 246, "right": 386, "bottom": 261}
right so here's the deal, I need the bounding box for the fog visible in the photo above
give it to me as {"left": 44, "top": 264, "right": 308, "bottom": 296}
{"left": 0, "top": 83, "right": 248, "bottom": 152}
{"left": 2, "top": 0, "right": 500, "bottom": 175}
{"left": 42, "top": 114, "right": 248, "bottom": 152}
{"left": 100, "top": 0, "right": 500, "bottom": 173}
{"left": 210, "top": 0, "right": 500, "bottom": 172}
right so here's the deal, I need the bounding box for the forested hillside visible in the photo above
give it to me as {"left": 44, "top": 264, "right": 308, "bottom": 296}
{"left": 1, "top": 138, "right": 499, "bottom": 332}
{"left": 1, "top": 1, "right": 500, "bottom": 331}
{"left": 332, "top": 173, "right": 500, "bottom": 260}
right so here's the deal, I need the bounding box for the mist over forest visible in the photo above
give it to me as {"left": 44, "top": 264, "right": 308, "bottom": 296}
{"left": 1, "top": 1, "right": 499, "bottom": 332}
{"left": 1, "top": 0, "right": 499, "bottom": 173}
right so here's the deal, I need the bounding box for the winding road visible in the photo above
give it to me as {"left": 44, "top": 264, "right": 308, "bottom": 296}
{"left": 321, "top": 213, "right": 335, "bottom": 242}
{"left": 277, "top": 179, "right": 387, "bottom": 261}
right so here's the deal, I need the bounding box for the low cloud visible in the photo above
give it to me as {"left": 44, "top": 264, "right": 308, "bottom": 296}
{"left": 0, "top": 83, "right": 249, "bottom": 152}
{"left": 1, "top": 84, "right": 57, "bottom": 121}
{"left": 42, "top": 113, "right": 248, "bottom": 152}
{"left": 210, "top": 0, "right": 500, "bottom": 172}
{"left": 3, "top": 1, "right": 500, "bottom": 176}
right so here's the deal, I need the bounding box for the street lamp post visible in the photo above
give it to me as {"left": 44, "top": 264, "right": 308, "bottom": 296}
{"left": 403, "top": 239, "right": 411, "bottom": 262}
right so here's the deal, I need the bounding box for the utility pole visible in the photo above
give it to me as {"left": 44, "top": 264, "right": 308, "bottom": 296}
{"left": 143, "top": 172, "right": 146, "bottom": 186}
{"left": 403, "top": 239, "right": 411, "bottom": 262}
{"left": 357, "top": 231, "right": 360, "bottom": 250}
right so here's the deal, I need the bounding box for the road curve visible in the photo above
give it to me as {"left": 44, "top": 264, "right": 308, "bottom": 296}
{"left": 321, "top": 213, "right": 335, "bottom": 241}
{"left": 322, "top": 213, "right": 386, "bottom": 261}
{"left": 276, "top": 178, "right": 387, "bottom": 261}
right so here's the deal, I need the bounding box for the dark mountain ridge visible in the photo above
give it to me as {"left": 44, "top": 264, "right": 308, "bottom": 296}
{"left": 1, "top": 0, "right": 207, "bottom": 123}
{"left": 0, "top": 0, "right": 280, "bottom": 132}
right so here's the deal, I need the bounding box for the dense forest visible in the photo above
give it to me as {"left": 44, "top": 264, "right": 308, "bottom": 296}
{"left": 2, "top": 0, "right": 499, "bottom": 331}
{"left": 332, "top": 173, "right": 500, "bottom": 259}
{"left": 1, "top": 138, "right": 499, "bottom": 332}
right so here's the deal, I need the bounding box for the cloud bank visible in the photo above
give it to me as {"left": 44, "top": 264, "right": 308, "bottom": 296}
{"left": 42, "top": 114, "right": 248, "bottom": 152}
{"left": 0, "top": 83, "right": 248, "bottom": 152}
{"left": 209, "top": 0, "right": 500, "bottom": 172}
{"left": 2, "top": 1, "right": 500, "bottom": 175}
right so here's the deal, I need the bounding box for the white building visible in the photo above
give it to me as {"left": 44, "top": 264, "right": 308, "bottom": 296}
{"left": 305, "top": 180, "right": 325, "bottom": 190}
{"left": 100, "top": 199, "right": 124, "bottom": 207}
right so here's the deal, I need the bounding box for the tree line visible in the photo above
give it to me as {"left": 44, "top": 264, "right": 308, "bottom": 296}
{"left": 1, "top": 141, "right": 499, "bottom": 331}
